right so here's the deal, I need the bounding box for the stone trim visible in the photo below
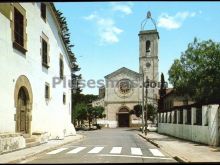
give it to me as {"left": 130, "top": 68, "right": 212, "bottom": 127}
{"left": 14, "top": 75, "right": 33, "bottom": 135}
{"left": 11, "top": 3, "right": 28, "bottom": 54}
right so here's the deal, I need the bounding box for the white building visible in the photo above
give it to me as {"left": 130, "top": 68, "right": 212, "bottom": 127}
{"left": 0, "top": 3, "right": 76, "bottom": 153}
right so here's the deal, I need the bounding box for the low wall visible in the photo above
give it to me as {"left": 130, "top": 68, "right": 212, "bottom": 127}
{"left": 158, "top": 104, "right": 220, "bottom": 146}
{"left": 158, "top": 123, "right": 209, "bottom": 144}
{"left": 0, "top": 133, "right": 25, "bottom": 154}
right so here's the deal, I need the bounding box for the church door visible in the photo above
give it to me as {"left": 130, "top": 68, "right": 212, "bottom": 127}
{"left": 118, "top": 107, "right": 130, "bottom": 127}
{"left": 118, "top": 114, "right": 129, "bottom": 127}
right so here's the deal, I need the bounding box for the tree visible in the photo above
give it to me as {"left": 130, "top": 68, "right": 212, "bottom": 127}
{"left": 73, "top": 103, "right": 87, "bottom": 126}
{"left": 72, "top": 93, "right": 98, "bottom": 126}
{"left": 146, "top": 104, "right": 157, "bottom": 122}
{"left": 87, "top": 107, "right": 94, "bottom": 129}
{"left": 132, "top": 104, "right": 157, "bottom": 122}
{"left": 87, "top": 106, "right": 105, "bottom": 128}
{"left": 133, "top": 105, "right": 142, "bottom": 117}
{"left": 168, "top": 38, "right": 220, "bottom": 103}
{"left": 93, "top": 106, "right": 105, "bottom": 124}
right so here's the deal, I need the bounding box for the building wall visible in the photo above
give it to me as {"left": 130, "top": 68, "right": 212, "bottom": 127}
{"left": 0, "top": 3, "right": 75, "bottom": 139}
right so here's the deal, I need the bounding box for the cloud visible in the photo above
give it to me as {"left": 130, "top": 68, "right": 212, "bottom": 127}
{"left": 110, "top": 2, "right": 133, "bottom": 15}
{"left": 83, "top": 13, "right": 97, "bottom": 20}
{"left": 84, "top": 13, "right": 123, "bottom": 44}
{"left": 158, "top": 11, "right": 198, "bottom": 30}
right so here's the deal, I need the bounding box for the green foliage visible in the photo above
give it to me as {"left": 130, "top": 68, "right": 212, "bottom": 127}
{"left": 87, "top": 106, "right": 105, "bottom": 128}
{"left": 72, "top": 93, "right": 99, "bottom": 126}
{"left": 133, "top": 105, "right": 142, "bottom": 117}
{"left": 146, "top": 104, "right": 157, "bottom": 122}
{"left": 132, "top": 104, "right": 157, "bottom": 122}
{"left": 168, "top": 38, "right": 220, "bottom": 103}
{"left": 72, "top": 103, "right": 88, "bottom": 125}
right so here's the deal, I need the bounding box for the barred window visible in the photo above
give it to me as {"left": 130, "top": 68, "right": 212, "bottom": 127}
{"left": 14, "top": 8, "right": 24, "bottom": 47}
{"left": 42, "top": 39, "right": 49, "bottom": 68}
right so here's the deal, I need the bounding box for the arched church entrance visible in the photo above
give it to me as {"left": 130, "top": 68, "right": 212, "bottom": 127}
{"left": 118, "top": 107, "right": 130, "bottom": 127}
{"left": 14, "top": 75, "right": 33, "bottom": 135}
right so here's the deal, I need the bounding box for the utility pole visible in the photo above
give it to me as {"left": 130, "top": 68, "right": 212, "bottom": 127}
{"left": 141, "top": 70, "right": 145, "bottom": 134}
{"left": 145, "top": 76, "right": 149, "bottom": 136}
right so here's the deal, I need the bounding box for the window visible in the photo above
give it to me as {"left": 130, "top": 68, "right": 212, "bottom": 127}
{"left": 42, "top": 38, "right": 49, "bottom": 68}
{"left": 63, "top": 93, "right": 66, "bottom": 104}
{"left": 41, "top": 3, "right": 46, "bottom": 21}
{"left": 13, "top": 6, "right": 27, "bottom": 54}
{"left": 45, "top": 83, "right": 50, "bottom": 99}
{"left": 173, "top": 111, "right": 177, "bottom": 124}
{"left": 146, "top": 40, "right": 150, "bottom": 52}
{"left": 60, "top": 56, "right": 64, "bottom": 79}
{"left": 186, "top": 109, "right": 191, "bottom": 124}
{"left": 14, "top": 8, "right": 24, "bottom": 46}
{"left": 179, "top": 110, "right": 183, "bottom": 124}
{"left": 195, "top": 107, "right": 202, "bottom": 125}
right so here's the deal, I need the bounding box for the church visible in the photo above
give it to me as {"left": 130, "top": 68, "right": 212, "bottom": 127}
{"left": 92, "top": 12, "right": 160, "bottom": 128}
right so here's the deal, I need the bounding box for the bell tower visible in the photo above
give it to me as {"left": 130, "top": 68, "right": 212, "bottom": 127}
{"left": 139, "top": 11, "right": 159, "bottom": 105}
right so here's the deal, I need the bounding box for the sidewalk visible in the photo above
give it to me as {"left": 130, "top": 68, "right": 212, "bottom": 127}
{"left": 138, "top": 131, "right": 220, "bottom": 162}
{"left": 0, "top": 134, "right": 84, "bottom": 163}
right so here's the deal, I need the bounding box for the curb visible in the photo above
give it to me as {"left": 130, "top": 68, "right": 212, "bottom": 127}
{"left": 7, "top": 134, "right": 85, "bottom": 163}
{"left": 138, "top": 133, "right": 160, "bottom": 148}
{"left": 138, "top": 133, "right": 189, "bottom": 163}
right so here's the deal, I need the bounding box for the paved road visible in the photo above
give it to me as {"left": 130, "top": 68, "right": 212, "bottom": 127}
{"left": 25, "top": 128, "right": 176, "bottom": 163}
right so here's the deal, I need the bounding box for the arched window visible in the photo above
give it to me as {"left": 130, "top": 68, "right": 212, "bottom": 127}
{"left": 146, "top": 40, "right": 151, "bottom": 52}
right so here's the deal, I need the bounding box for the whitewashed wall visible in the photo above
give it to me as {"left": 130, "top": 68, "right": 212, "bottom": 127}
{"left": 158, "top": 104, "right": 220, "bottom": 146}
{"left": 0, "top": 3, "right": 75, "bottom": 139}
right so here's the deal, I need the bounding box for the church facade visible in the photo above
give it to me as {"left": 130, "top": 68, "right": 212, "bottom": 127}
{"left": 93, "top": 21, "right": 160, "bottom": 128}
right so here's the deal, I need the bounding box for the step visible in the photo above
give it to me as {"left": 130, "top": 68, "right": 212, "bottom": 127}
{"left": 26, "top": 141, "right": 41, "bottom": 148}
{"left": 25, "top": 137, "right": 37, "bottom": 143}
{"left": 22, "top": 134, "right": 31, "bottom": 138}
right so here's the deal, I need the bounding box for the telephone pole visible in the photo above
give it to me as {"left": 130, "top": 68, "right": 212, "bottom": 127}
{"left": 141, "top": 71, "right": 145, "bottom": 134}
{"left": 145, "top": 76, "right": 149, "bottom": 136}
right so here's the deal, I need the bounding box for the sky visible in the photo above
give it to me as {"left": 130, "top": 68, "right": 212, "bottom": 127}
{"left": 55, "top": 2, "right": 220, "bottom": 95}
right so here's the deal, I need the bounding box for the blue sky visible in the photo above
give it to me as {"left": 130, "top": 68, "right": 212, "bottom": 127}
{"left": 55, "top": 2, "right": 220, "bottom": 95}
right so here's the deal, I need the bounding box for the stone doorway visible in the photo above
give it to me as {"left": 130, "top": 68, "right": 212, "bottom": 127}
{"left": 118, "top": 107, "right": 130, "bottom": 127}
{"left": 18, "top": 87, "right": 28, "bottom": 133}
{"left": 14, "top": 75, "right": 33, "bottom": 135}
